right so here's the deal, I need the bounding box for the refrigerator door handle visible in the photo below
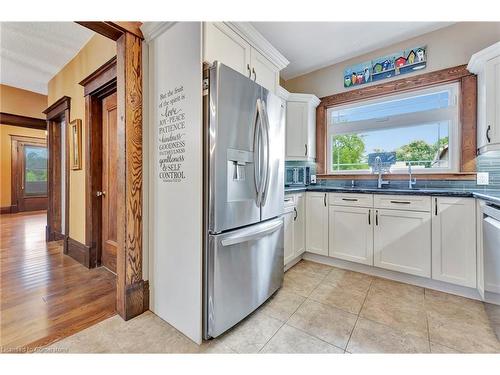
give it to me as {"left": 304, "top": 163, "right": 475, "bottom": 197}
{"left": 220, "top": 220, "right": 283, "bottom": 247}
{"left": 253, "top": 98, "right": 263, "bottom": 206}
{"left": 260, "top": 100, "right": 271, "bottom": 207}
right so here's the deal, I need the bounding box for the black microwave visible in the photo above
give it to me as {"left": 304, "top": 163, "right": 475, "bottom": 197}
{"left": 285, "top": 166, "right": 310, "bottom": 186}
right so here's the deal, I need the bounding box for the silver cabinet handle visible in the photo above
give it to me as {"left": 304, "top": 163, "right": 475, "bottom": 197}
{"left": 390, "top": 200, "right": 411, "bottom": 204}
{"left": 342, "top": 198, "right": 358, "bottom": 202}
{"left": 324, "top": 193, "right": 327, "bottom": 207}
{"left": 368, "top": 209, "right": 371, "bottom": 225}
{"left": 375, "top": 210, "right": 379, "bottom": 226}
{"left": 435, "top": 197, "right": 438, "bottom": 216}
{"left": 304, "top": 144, "right": 308, "bottom": 156}
{"left": 247, "top": 64, "right": 251, "bottom": 78}
{"left": 294, "top": 207, "right": 297, "bottom": 221}
{"left": 252, "top": 67, "right": 256, "bottom": 82}
{"left": 487, "top": 125, "right": 491, "bottom": 143}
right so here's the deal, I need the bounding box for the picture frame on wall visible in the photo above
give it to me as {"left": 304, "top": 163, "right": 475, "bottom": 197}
{"left": 70, "top": 119, "right": 82, "bottom": 170}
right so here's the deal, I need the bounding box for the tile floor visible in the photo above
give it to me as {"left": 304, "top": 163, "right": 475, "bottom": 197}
{"left": 45, "top": 260, "right": 500, "bottom": 354}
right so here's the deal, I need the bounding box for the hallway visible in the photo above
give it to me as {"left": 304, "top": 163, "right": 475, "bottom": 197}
{"left": 0, "top": 211, "right": 116, "bottom": 351}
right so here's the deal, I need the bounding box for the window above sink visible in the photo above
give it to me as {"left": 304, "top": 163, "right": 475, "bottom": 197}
{"left": 326, "top": 82, "right": 460, "bottom": 174}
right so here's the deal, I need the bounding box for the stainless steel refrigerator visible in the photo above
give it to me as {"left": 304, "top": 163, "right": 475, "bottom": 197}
{"left": 203, "top": 62, "right": 285, "bottom": 339}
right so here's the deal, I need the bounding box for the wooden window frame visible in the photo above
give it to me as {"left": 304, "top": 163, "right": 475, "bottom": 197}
{"left": 315, "top": 64, "right": 477, "bottom": 180}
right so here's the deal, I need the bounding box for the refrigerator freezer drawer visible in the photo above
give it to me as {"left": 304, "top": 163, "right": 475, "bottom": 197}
{"left": 205, "top": 217, "right": 284, "bottom": 339}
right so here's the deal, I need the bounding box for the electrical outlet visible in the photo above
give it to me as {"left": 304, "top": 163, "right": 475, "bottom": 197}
{"left": 477, "top": 172, "right": 489, "bottom": 185}
{"left": 310, "top": 175, "right": 317, "bottom": 184}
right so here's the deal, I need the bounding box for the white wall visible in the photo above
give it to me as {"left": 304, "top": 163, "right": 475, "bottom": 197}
{"left": 144, "top": 22, "right": 203, "bottom": 344}
{"left": 284, "top": 22, "right": 500, "bottom": 97}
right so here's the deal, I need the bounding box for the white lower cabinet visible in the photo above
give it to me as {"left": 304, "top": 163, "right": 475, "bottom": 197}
{"left": 329, "top": 205, "right": 373, "bottom": 265}
{"left": 283, "top": 206, "right": 295, "bottom": 265}
{"left": 284, "top": 193, "right": 306, "bottom": 266}
{"left": 373, "top": 209, "right": 432, "bottom": 278}
{"left": 293, "top": 193, "right": 306, "bottom": 257}
{"left": 306, "top": 192, "right": 328, "bottom": 256}
{"left": 431, "top": 197, "right": 476, "bottom": 287}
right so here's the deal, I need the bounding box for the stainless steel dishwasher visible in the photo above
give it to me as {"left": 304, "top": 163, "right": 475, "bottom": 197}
{"left": 482, "top": 202, "right": 500, "bottom": 340}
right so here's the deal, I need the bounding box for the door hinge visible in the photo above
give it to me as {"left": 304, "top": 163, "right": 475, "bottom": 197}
{"left": 203, "top": 78, "right": 209, "bottom": 96}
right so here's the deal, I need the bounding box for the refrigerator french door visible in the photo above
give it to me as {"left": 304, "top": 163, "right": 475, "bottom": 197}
{"left": 204, "top": 62, "right": 285, "bottom": 339}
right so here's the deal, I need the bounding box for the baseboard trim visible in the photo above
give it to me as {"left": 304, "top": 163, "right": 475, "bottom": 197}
{"left": 0, "top": 206, "right": 11, "bottom": 214}
{"left": 302, "top": 252, "right": 484, "bottom": 302}
{"left": 66, "top": 237, "right": 92, "bottom": 268}
{"left": 121, "top": 279, "right": 150, "bottom": 320}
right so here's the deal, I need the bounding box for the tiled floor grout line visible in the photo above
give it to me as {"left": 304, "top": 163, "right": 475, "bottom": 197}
{"left": 257, "top": 264, "right": 328, "bottom": 353}
{"left": 424, "top": 288, "right": 432, "bottom": 353}
{"left": 344, "top": 276, "right": 374, "bottom": 352}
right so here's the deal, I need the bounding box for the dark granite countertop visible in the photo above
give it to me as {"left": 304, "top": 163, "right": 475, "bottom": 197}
{"left": 285, "top": 185, "right": 500, "bottom": 203}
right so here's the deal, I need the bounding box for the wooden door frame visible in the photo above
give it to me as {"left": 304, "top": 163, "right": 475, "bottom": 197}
{"left": 10, "top": 135, "right": 48, "bottom": 212}
{"left": 79, "top": 56, "right": 117, "bottom": 269}
{"left": 76, "top": 22, "right": 147, "bottom": 320}
{"left": 43, "top": 97, "right": 70, "bottom": 242}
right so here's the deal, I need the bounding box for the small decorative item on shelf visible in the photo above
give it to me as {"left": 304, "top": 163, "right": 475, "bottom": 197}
{"left": 70, "top": 119, "right": 82, "bottom": 170}
{"left": 344, "top": 46, "right": 427, "bottom": 88}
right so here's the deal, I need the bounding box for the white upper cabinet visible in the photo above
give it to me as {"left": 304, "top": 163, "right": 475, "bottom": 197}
{"left": 203, "top": 22, "right": 251, "bottom": 76}
{"left": 468, "top": 42, "right": 500, "bottom": 153}
{"left": 432, "top": 197, "right": 476, "bottom": 288}
{"left": 202, "top": 22, "right": 289, "bottom": 94}
{"left": 286, "top": 93, "right": 320, "bottom": 161}
{"left": 306, "top": 192, "right": 328, "bottom": 256}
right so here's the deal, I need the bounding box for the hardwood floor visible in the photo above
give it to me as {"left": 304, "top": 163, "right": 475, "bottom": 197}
{"left": 0, "top": 211, "right": 116, "bottom": 351}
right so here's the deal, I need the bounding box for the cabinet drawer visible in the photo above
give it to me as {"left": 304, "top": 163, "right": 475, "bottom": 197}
{"left": 284, "top": 194, "right": 295, "bottom": 209}
{"left": 374, "top": 194, "right": 431, "bottom": 212}
{"left": 329, "top": 193, "right": 373, "bottom": 208}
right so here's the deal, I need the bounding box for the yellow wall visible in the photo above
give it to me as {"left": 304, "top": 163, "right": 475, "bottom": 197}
{"left": 0, "top": 84, "right": 47, "bottom": 119}
{"left": 0, "top": 84, "right": 47, "bottom": 208}
{"left": 47, "top": 34, "right": 116, "bottom": 243}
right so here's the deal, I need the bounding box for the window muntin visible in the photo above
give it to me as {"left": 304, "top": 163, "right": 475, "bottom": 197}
{"left": 327, "top": 83, "right": 459, "bottom": 174}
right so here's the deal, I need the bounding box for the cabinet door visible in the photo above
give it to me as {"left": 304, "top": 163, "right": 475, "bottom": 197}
{"left": 306, "top": 192, "right": 328, "bottom": 256}
{"left": 485, "top": 55, "right": 500, "bottom": 145}
{"left": 306, "top": 103, "right": 316, "bottom": 159}
{"left": 203, "top": 22, "right": 251, "bottom": 76}
{"left": 293, "top": 193, "right": 306, "bottom": 257}
{"left": 329, "top": 206, "right": 373, "bottom": 265}
{"left": 374, "top": 209, "right": 431, "bottom": 277}
{"left": 432, "top": 197, "right": 476, "bottom": 287}
{"left": 284, "top": 209, "right": 295, "bottom": 265}
{"left": 286, "top": 102, "right": 308, "bottom": 160}
{"left": 250, "top": 47, "right": 278, "bottom": 93}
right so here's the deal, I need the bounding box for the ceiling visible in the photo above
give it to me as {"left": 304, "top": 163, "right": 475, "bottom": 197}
{"left": 251, "top": 22, "right": 454, "bottom": 80}
{"left": 0, "top": 22, "right": 94, "bottom": 94}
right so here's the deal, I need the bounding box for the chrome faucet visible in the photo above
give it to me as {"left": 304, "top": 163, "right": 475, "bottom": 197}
{"left": 408, "top": 162, "right": 417, "bottom": 189}
{"left": 375, "top": 156, "right": 390, "bottom": 189}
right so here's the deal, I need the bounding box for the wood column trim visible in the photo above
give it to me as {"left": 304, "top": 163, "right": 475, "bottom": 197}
{"left": 44, "top": 97, "right": 70, "bottom": 243}
{"left": 78, "top": 21, "right": 146, "bottom": 320}
{"left": 316, "top": 64, "right": 477, "bottom": 177}
{"left": 0, "top": 112, "right": 46, "bottom": 130}
{"left": 116, "top": 31, "right": 145, "bottom": 319}
{"left": 79, "top": 56, "right": 117, "bottom": 96}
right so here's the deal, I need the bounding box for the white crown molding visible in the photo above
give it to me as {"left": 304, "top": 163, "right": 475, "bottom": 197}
{"left": 467, "top": 42, "right": 500, "bottom": 74}
{"left": 288, "top": 93, "right": 320, "bottom": 107}
{"left": 276, "top": 86, "right": 290, "bottom": 101}
{"left": 141, "top": 22, "right": 178, "bottom": 42}
{"left": 224, "top": 22, "right": 289, "bottom": 70}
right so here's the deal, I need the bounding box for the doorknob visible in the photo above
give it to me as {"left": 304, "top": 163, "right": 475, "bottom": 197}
{"left": 96, "top": 191, "right": 106, "bottom": 197}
